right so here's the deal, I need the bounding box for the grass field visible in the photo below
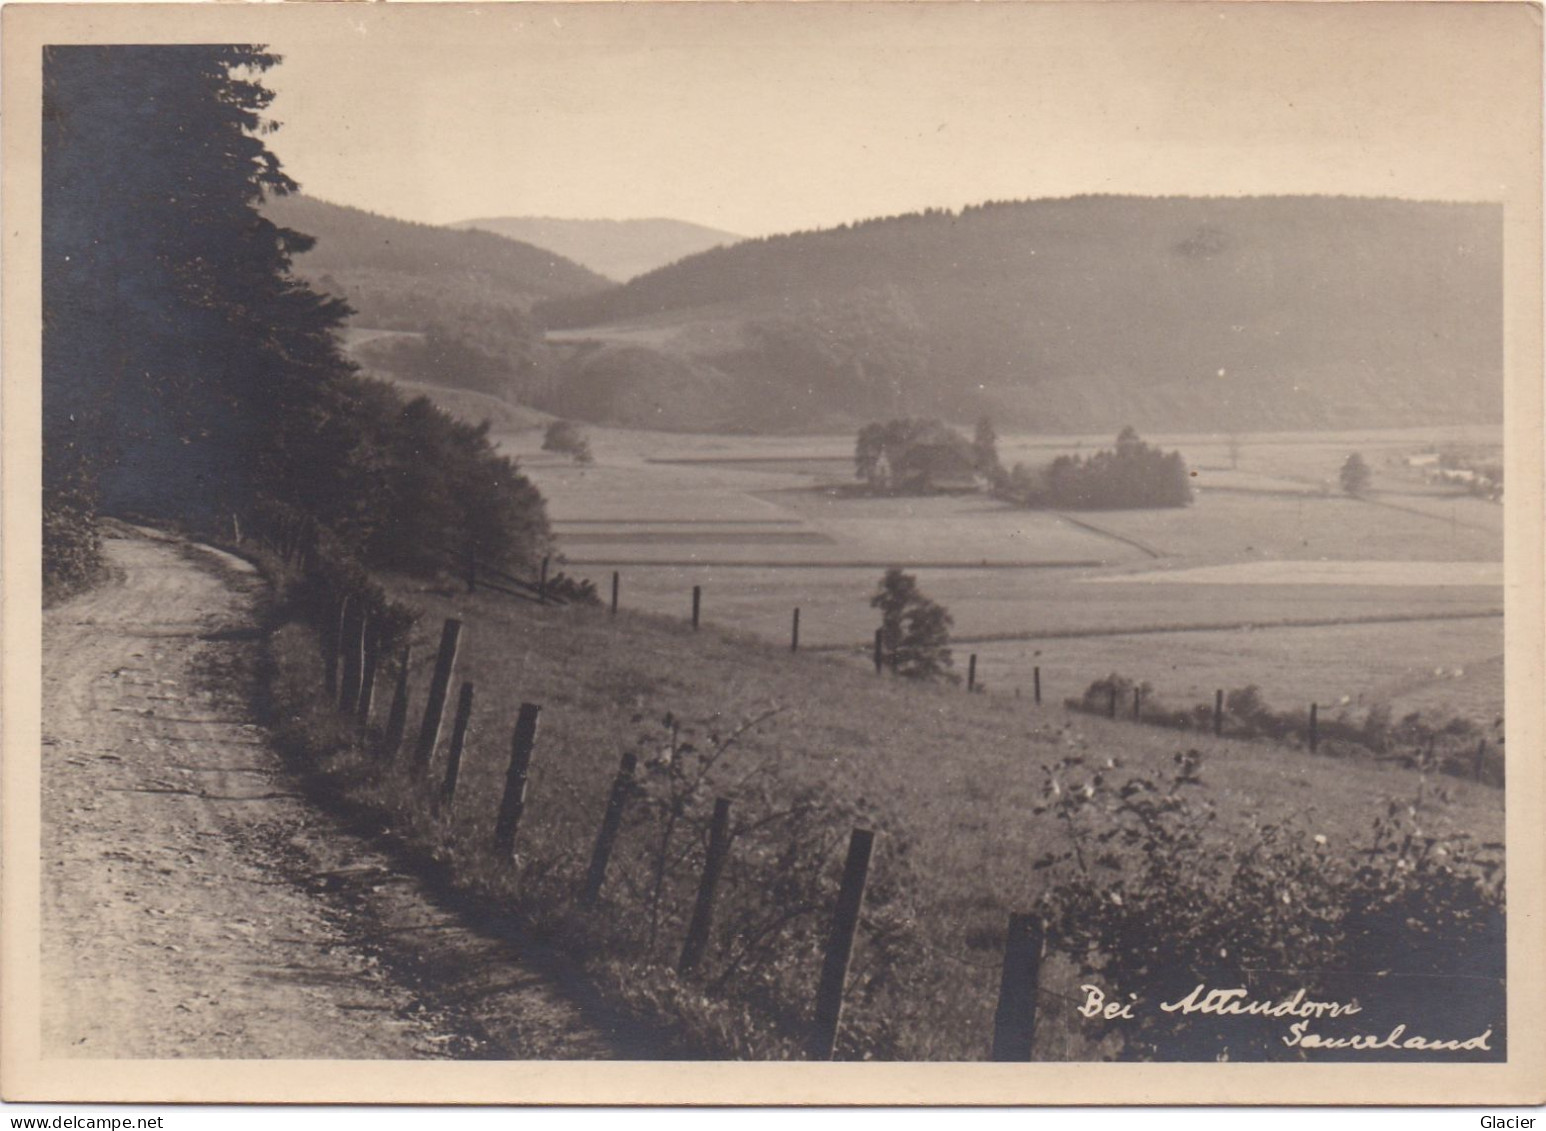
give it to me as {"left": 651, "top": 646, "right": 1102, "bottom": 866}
{"left": 262, "top": 420, "right": 1509, "bottom": 1060}
{"left": 312, "top": 567, "right": 1503, "bottom": 1060}
{"left": 491, "top": 422, "right": 1505, "bottom": 732}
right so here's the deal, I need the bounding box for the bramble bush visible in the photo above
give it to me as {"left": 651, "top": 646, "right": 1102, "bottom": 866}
{"left": 601, "top": 707, "right": 939, "bottom": 1058}
{"left": 1031, "top": 749, "right": 1505, "bottom": 1060}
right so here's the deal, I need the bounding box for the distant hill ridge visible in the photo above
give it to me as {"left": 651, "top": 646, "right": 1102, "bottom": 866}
{"left": 536, "top": 194, "right": 1502, "bottom": 434}
{"left": 450, "top": 215, "right": 742, "bottom": 282}
{"left": 264, "top": 195, "right": 611, "bottom": 300}
{"left": 261, "top": 194, "right": 613, "bottom": 407}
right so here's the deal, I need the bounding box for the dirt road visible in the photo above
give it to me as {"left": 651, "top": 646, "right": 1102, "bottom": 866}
{"left": 41, "top": 527, "right": 640, "bottom": 1059}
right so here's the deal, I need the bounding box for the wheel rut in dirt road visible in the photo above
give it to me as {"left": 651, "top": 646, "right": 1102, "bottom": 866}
{"left": 42, "top": 526, "right": 650, "bottom": 1060}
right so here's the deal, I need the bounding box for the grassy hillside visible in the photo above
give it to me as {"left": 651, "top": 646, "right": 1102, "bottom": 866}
{"left": 277, "top": 563, "right": 1504, "bottom": 1060}
{"left": 537, "top": 195, "right": 1503, "bottom": 434}
{"left": 452, "top": 216, "right": 742, "bottom": 282}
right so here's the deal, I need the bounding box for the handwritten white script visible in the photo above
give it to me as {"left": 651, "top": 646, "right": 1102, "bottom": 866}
{"left": 1077, "top": 983, "right": 1494, "bottom": 1053}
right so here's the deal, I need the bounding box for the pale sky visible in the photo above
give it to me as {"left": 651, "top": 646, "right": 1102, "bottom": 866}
{"left": 253, "top": 3, "right": 1538, "bottom": 237}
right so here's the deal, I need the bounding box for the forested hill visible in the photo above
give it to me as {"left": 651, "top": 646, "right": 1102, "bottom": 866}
{"left": 450, "top": 216, "right": 741, "bottom": 282}
{"left": 536, "top": 196, "right": 1503, "bottom": 434}
{"left": 263, "top": 195, "right": 611, "bottom": 306}
{"left": 261, "top": 195, "right": 613, "bottom": 406}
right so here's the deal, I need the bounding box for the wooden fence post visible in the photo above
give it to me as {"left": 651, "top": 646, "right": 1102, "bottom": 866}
{"left": 991, "top": 913, "right": 1046, "bottom": 1061}
{"left": 582, "top": 752, "right": 638, "bottom": 905}
{"left": 1474, "top": 738, "right": 1487, "bottom": 782}
{"left": 809, "top": 827, "right": 876, "bottom": 1061}
{"left": 356, "top": 620, "right": 380, "bottom": 727}
{"left": 340, "top": 605, "right": 366, "bottom": 715}
{"left": 1107, "top": 684, "right": 1117, "bottom": 719}
{"left": 323, "top": 594, "right": 348, "bottom": 699}
{"left": 381, "top": 645, "right": 412, "bottom": 761}
{"left": 791, "top": 608, "right": 801, "bottom": 653}
{"left": 691, "top": 585, "right": 702, "bottom": 630}
{"left": 678, "top": 798, "right": 734, "bottom": 974}
{"left": 610, "top": 571, "right": 620, "bottom": 617}
{"left": 1308, "top": 702, "right": 1319, "bottom": 753}
{"left": 1214, "top": 689, "right": 1224, "bottom": 737}
{"left": 437, "top": 682, "right": 475, "bottom": 813}
{"left": 873, "top": 628, "right": 884, "bottom": 675}
{"left": 494, "top": 703, "right": 542, "bottom": 856}
{"left": 968, "top": 654, "right": 977, "bottom": 693}
{"left": 1033, "top": 666, "right": 1041, "bottom": 706}
{"left": 413, "top": 618, "right": 463, "bottom": 775}
{"left": 539, "top": 555, "right": 550, "bottom": 603}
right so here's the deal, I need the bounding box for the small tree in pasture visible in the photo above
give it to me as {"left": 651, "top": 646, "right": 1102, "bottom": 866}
{"left": 1340, "top": 452, "right": 1372, "bottom": 497}
{"left": 543, "top": 419, "right": 594, "bottom": 464}
{"left": 871, "top": 568, "right": 954, "bottom": 680}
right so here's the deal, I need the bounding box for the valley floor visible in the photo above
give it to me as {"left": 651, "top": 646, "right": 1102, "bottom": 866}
{"left": 496, "top": 423, "right": 1506, "bottom": 727}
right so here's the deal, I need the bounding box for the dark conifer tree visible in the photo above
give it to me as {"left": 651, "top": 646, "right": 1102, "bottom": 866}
{"left": 44, "top": 45, "right": 342, "bottom": 526}
{"left": 42, "top": 45, "right": 552, "bottom": 590}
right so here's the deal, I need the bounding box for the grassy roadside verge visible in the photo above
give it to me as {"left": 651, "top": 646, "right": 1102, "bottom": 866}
{"left": 249, "top": 538, "right": 1505, "bottom": 1061}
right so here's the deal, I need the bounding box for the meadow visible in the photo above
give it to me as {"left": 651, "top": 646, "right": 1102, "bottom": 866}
{"left": 496, "top": 423, "right": 1505, "bottom": 729}
{"left": 280, "top": 557, "right": 1504, "bottom": 1060}
{"left": 264, "top": 418, "right": 1506, "bottom": 1060}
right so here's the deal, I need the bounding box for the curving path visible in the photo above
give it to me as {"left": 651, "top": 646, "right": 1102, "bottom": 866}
{"left": 41, "top": 526, "right": 636, "bottom": 1059}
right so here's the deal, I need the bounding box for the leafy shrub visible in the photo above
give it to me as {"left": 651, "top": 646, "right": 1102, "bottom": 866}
{"left": 1032, "top": 750, "right": 1505, "bottom": 1060}
{"left": 1065, "top": 673, "right": 1501, "bottom": 786}
{"left": 42, "top": 474, "right": 104, "bottom": 602}
{"left": 585, "top": 707, "right": 938, "bottom": 1058}
{"left": 1067, "top": 672, "right": 1152, "bottom": 717}
{"left": 544, "top": 570, "right": 600, "bottom": 606}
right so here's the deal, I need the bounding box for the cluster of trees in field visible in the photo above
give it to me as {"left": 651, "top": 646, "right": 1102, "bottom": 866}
{"left": 42, "top": 45, "right": 552, "bottom": 596}
{"left": 1000, "top": 426, "right": 1192, "bottom": 509}
{"left": 854, "top": 419, "right": 1191, "bottom": 510}
{"left": 854, "top": 418, "right": 982, "bottom": 493}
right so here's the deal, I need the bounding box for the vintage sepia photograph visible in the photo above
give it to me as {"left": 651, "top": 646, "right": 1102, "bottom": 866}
{"left": 3, "top": 0, "right": 1542, "bottom": 1107}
